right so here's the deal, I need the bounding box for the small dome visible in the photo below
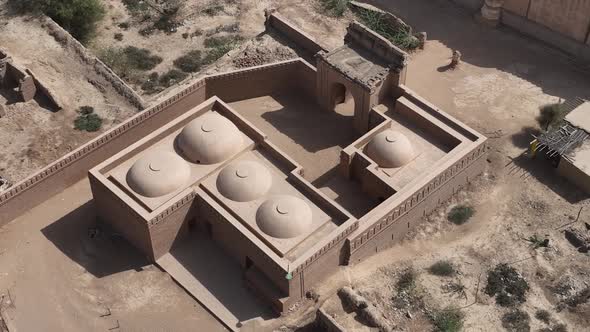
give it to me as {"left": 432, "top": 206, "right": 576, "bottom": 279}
{"left": 127, "top": 151, "right": 191, "bottom": 197}
{"left": 217, "top": 160, "right": 272, "bottom": 202}
{"left": 366, "top": 130, "right": 414, "bottom": 168}
{"left": 177, "top": 113, "right": 243, "bottom": 164}
{"left": 256, "top": 195, "right": 312, "bottom": 239}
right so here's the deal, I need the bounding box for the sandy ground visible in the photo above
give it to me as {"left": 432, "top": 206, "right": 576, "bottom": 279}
{"left": 0, "top": 11, "right": 137, "bottom": 184}
{"left": 1, "top": 0, "right": 590, "bottom": 331}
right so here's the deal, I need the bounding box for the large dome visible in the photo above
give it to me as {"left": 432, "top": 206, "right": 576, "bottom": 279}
{"left": 366, "top": 129, "right": 414, "bottom": 168}
{"left": 217, "top": 160, "right": 272, "bottom": 202}
{"left": 127, "top": 151, "right": 191, "bottom": 197}
{"left": 256, "top": 195, "right": 312, "bottom": 239}
{"left": 177, "top": 113, "right": 243, "bottom": 164}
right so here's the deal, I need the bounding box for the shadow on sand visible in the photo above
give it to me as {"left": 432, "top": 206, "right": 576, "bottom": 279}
{"left": 41, "top": 200, "right": 149, "bottom": 278}
{"left": 365, "top": 0, "right": 590, "bottom": 102}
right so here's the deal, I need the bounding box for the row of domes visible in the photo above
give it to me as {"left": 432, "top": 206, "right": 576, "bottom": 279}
{"left": 126, "top": 113, "right": 243, "bottom": 198}
{"left": 217, "top": 161, "right": 312, "bottom": 239}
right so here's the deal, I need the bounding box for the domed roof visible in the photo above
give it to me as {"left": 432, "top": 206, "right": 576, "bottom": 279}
{"left": 366, "top": 129, "right": 414, "bottom": 168}
{"left": 177, "top": 113, "right": 243, "bottom": 164}
{"left": 256, "top": 195, "right": 312, "bottom": 239}
{"left": 217, "top": 160, "right": 272, "bottom": 202}
{"left": 127, "top": 151, "right": 191, "bottom": 197}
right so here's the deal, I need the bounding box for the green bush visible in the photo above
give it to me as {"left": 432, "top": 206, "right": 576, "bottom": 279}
{"left": 74, "top": 106, "right": 102, "bottom": 132}
{"left": 159, "top": 69, "right": 188, "bottom": 88}
{"left": 485, "top": 264, "right": 529, "bottom": 307}
{"left": 123, "top": 46, "right": 163, "bottom": 70}
{"left": 428, "top": 260, "right": 456, "bottom": 277}
{"left": 319, "top": 0, "right": 350, "bottom": 17}
{"left": 354, "top": 7, "right": 420, "bottom": 51}
{"left": 431, "top": 307, "right": 465, "bottom": 332}
{"left": 397, "top": 268, "right": 417, "bottom": 291}
{"left": 203, "top": 35, "right": 244, "bottom": 64}
{"left": 202, "top": 4, "right": 224, "bottom": 16}
{"left": 447, "top": 205, "right": 474, "bottom": 225}
{"left": 173, "top": 50, "right": 203, "bottom": 73}
{"left": 536, "top": 103, "right": 566, "bottom": 131}
{"left": 501, "top": 309, "right": 530, "bottom": 332}
{"left": 534, "top": 309, "right": 551, "bottom": 324}
{"left": 9, "top": 0, "right": 105, "bottom": 42}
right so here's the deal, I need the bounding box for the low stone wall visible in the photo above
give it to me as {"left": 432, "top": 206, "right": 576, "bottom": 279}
{"left": 316, "top": 308, "right": 346, "bottom": 332}
{"left": 41, "top": 16, "right": 146, "bottom": 109}
{"left": 265, "top": 10, "right": 329, "bottom": 55}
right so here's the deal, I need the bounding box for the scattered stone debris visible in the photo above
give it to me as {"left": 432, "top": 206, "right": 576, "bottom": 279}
{"left": 305, "top": 289, "right": 320, "bottom": 303}
{"left": 0, "top": 176, "right": 11, "bottom": 192}
{"left": 337, "top": 286, "right": 391, "bottom": 332}
{"left": 232, "top": 44, "right": 296, "bottom": 68}
{"left": 564, "top": 225, "right": 590, "bottom": 253}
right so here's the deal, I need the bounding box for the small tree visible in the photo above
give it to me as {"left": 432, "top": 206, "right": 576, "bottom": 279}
{"left": 74, "top": 106, "right": 102, "bottom": 132}
{"left": 536, "top": 103, "right": 565, "bottom": 131}
{"left": 10, "top": 0, "right": 106, "bottom": 42}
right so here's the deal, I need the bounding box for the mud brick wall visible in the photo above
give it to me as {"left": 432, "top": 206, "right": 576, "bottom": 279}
{"left": 42, "top": 17, "right": 146, "bottom": 110}
{"left": 316, "top": 308, "right": 346, "bottom": 332}
{"left": 265, "top": 11, "right": 329, "bottom": 56}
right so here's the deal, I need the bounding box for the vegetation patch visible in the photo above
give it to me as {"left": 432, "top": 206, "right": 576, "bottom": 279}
{"left": 397, "top": 268, "right": 417, "bottom": 291}
{"left": 203, "top": 35, "right": 244, "bottom": 64}
{"left": 485, "top": 264, "right": 529, "bottom": 307}
{"left": 100, "top": 46, "right": 162, "bottom": 80}
{"left": 173, "top": 50, "right": 203, "bottom": 73}
{"left": 501, "top": 309, "right": 530, "bottom": 332}
{"left": 202, "top": 4, "right": 225, "bottom": 16}
{"left": 354, "top": 7, "right": 419, "bottom": 51}
{"left": 74, "top": 106, "right": 102, "bottom": 132}
{"left": 534, "top": 309, "right": 551, "bottom": 324}
{"left": 319, "top": 0, "right": 350, "bottom": 17}
{"left": 114, "top": 33, "right": 123, "bottom": 41}
{"left": 430, "top": 307, "right": 465, "bottom": 332}
{"left": 536, "top": 103, "right": 566, "bottom": 131}
{"left": 9, "top": 0, "right": 105, "bottom": 42}
{"left": 447, "top": 205, "right": 474, "bottom": 225}
{"left": 158, "top": 69, "right": 188, "bottom": 88}
{"left": 428, "top": 260, "right": 456, "bottom": 277}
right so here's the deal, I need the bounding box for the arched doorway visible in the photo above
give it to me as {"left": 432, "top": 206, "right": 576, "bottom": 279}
{"left": 330, "top": 82, "right": 355, "bottom": 117}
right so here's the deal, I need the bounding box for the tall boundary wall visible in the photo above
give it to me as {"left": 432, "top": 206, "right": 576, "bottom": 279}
{"left": 0, "top": 59, "right": 307, "bottom": 227}
{"left": 41, "top": 16, "right": 147, "bottom": 109}
{"left": 451, "top": 0, "right": 590, "bottom": 63}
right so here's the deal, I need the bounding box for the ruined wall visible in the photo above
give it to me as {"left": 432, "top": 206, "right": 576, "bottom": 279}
{"left": 42, "top": 17, "right": 146, "bottom": 109}
{"left": 265, "top": 11, "right": 329, "bottom": 56}
{"left": 316, "top": 308, "right": 347, "bottom": 332}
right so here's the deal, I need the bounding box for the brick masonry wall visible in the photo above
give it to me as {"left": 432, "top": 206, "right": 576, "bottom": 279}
{"left": 349, "top": 144, "right": 487, "bottom": 263}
